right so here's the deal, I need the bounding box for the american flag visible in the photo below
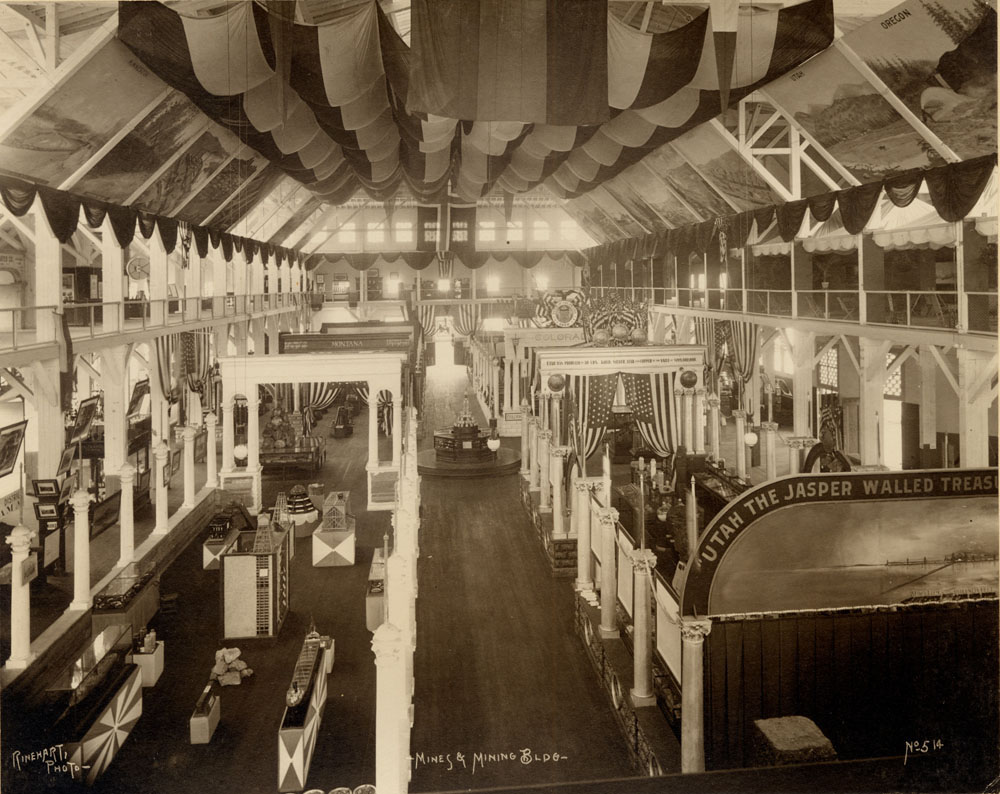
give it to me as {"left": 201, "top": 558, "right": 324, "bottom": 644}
{"left": 621, "top": 371, "right": 678, "bottom": 457}
{"left": 570, "top": 373, "right": 617, "bottom": 460}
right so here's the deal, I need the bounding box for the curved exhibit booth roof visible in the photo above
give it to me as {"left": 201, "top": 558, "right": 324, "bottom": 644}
{"left": 677, "top": 469, "right": 999, "bottom": 617}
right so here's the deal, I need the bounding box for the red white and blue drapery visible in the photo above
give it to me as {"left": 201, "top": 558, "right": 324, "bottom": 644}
{"left": 301, "top": 382, "right": 341, "bottom": 434}
{"left": 418, "top": 305, "right": 437, "bottom": 339}
{"left": 180, "top": 330, "right": 212, "bottom": 394}
{"left": 621, "top": 371, "right": 680, "bottom": 457}
{"left": 377, "top": 389, "right": 393, "bottom": 436}
{"left": 725, "top": 319, "right": 760, "bottom": 419}
{"left": 453, "top": 304, "right": 481, "bottom": 338}
{"left": 568, "top": 373, "right": 618, "bottom": 461}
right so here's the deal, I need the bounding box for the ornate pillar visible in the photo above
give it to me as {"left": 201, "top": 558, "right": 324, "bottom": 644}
{"left": 551, "top": 392, "right": 563, "bottom": 447}
{"left": 733, "top": 410, "right": 747, "bottom": 480}
{"left": 693, "top": 388, "right": 706, "bottom": 454}
{"left": 392, "top": 394, "right": 403, "bottom": 468}
{"left": 707, "top": 394, "right": 721, "bottom": 461}
{"left": 6, "top": 525, "right": 36, "bottom": 668}
{"left": 681, "top": 619, "right": 713, "bottom": 773}
{"left": 538, "top": 430, "right": 552, "bottom": 512}
{"left": 550, "top": 447, "right": 569, "bottom": 536}
{"left": 153, "top": 440, "right": 169, "bottom": 533}
{"left": 372, "top": 622, "right": 409, "bottom": 794}
{"left": 182, "top": 425, "right": 197, "bottom": 507}
{"left": 761, "top": 421, "right": 778, "bottom": 481}
{"left": 205, "top": 412, "right": 218, "bottom": 487}
{"left": 528, "top": 418, "right": 539, "bottom": 488}
{"left": 675, "top": 388, "right": 688, "bottom": 449}
{"left": 368, "top": 384, "right": 380, "bottom": 471}
{"left": 221, "top": 399, "right": 234, "bottom": 473}
{"left": 246, "top": 391, "right": 260, "bottom": 471}
{"left": 70, "top": 489, "right": 93, "bottom": 610}
{"left": 598, "top": 507, "right": 619, "bottom": 638}
{"left": 118, "top": 462, "right": 136, "bottom": 567}
{"left": 630, "top": 548, "right": 658, "bottom": 706}
{"left": 574, "top": 482, "right": 594, "bottom": 591}
{"left": 785, "top": 436, "right": 817, "bottom": 474}
{"left": 520, "top": 399, "right": 531, "bottom": 476}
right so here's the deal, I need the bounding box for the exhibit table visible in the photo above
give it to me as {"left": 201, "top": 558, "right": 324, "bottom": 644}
{"left": 312, "top": 491, "right": 355, "bottom": 567}
{"left": 277, "top": 631, "right": 334, "bottom": 792}
{"left": 220, "top": 520, "right": 291, "bottom": 639}
{"left": 189, "top": 683, "right": 220, "bottom": 744}
{"left": 129, "top": 640, "right": 164, "bottom": 687}
{"left": 91, "top": 562, "right": 159, "bottom": 635}
{"left": 203, "top": 523, "right": 240, "bottom": 570}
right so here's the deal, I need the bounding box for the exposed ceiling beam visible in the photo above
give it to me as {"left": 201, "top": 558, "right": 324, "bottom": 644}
{"left": 123, "top": 117, "right": 211, "bottom": 204}
{"left": 44, "top": 2, "right": 58, "bottom": 71}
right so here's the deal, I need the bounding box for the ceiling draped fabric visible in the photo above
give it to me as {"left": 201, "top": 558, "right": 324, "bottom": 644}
{"left": 116, "top": 0, "right": 833, "bottom": 207}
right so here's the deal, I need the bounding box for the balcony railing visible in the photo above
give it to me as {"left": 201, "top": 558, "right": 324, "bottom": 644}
{"left": 590, "top": 285, "right": 995, "bottom": 336}
{"left": 0, "top": 293, "right": 304, "bottom": 355}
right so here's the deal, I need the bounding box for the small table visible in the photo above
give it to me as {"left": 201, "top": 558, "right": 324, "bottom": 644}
{"left": 190, "top": 684, "right": 221, "bottom": 744}
{"left": 131, "top": 640, "right": 164, "bottom": 687}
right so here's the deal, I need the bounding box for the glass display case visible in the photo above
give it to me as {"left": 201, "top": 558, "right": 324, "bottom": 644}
{"left": 91, "top": 558, "right": 160, "bottom": 636}
{"left": 45, "top": 624, "right": 134, "bottom": 741}
{"left": 92, "top": 561, "right": 155, "bottom": 612}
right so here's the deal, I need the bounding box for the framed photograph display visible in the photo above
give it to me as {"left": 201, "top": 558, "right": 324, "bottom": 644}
{"left": 194, "top": 431, "right": 207, "bottom": 463}
{"left": 171, "top": 449, "right": 181, "bottom": 474}
{"left": 70, "top": 396, "right": 100, "bottom": 444}
{"left": 32, "top": 479, "right": 60, "bottom": 499}
{"left": 0, "top": 419, "right": 28, "bottom": 478}
{"left": 34, "top": 502, "right": 60, "bottom": 521}
{"left": 56, "top": 445, "right": 76, "bottom": 478}
{"left": 61, "top": 272, "right": 75, "bottom": 303}
{"left": 137, "top": 469, "right": 150, "bottom": 494}
{"left": 162, "top": 461, "right": 171, "bottom": 488}
{"left": 136, "top": 446, "right": 148, "bottom": 473}
{"left": 59, "top": 476, "right": 75, "bottom": 504}
{"left": 126, "top": 379, "right": 150, "bottom": 417}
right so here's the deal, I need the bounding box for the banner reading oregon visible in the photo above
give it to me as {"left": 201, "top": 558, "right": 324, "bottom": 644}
{"left": 679, "top": 469, "right": 998, "bottom": 616}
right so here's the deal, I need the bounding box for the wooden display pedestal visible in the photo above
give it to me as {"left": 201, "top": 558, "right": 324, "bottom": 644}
{"left": 130, "top": 641, "right": 164, "bottom": 687}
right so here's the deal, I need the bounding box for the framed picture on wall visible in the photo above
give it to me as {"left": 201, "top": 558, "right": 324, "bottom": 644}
{"left": 171, "top": 449, "right": 181, "bottom": 474}
{"left": 61, "top": 273, "right": 75, "bottom": 303}
{"left": 136, "top": 469, "right": 150, "bottom": 494}
{"left": 136, "top": 446, "right": 148, "bottom": 473}
{"left": 34, "top": 502, "right": 59, "bottom": 521}
{"left": 0, "top": 419, "right": 28, "bottom": 478}
{"left": 59, "top": 475, "right": 75, "bottom": 504}
{"left": 32, "top": 479, "right": 59, "bottom": 499}
{"left": 162, "top": 461, "right": 171, "bottom": 488}
{"left": 56, "top": 445, "right": 76, "bottom": 477}
{"left": 70, "top": 396, "right": 100, "bottom": 444}
{"left": 89, "top": 274, "right": 98, "bottom": 298}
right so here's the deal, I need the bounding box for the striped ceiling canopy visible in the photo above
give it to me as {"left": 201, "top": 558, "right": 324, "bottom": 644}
{"left": 115, "top": 0, "right": 835, "bottom": 206}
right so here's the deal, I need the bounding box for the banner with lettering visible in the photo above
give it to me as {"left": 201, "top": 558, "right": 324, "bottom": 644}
{"left": 679, "top": 469, "right": 998, "bottom": 617}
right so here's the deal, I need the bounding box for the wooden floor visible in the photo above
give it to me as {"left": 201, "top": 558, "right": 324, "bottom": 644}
{"left": 410, "top": 364, "right": 634, "bottom": 791}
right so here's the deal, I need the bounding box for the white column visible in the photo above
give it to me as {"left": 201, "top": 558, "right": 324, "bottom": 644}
{"left": 733, "top": 410, "right": 747, "bottom": 480}
{"left": 528, "top": 418, "right": 539, "bottom": 488}
{"left": 368, "top": 385, "right": 379, "bottom": 471}
{"left": 246, "top": 391, "right": 260, "bottom": 471}
{"left": 550, "top": 447, "right": 568, "bottom": 536}
{"left": 101, "top": 345, "right": 129, "bottom": 484}
{"left": 707, "top": 394, "right": 721, "bottom": 462}
{"left": 148, "top": 232, "right": 168, "bottom": 326}
{"left": 205, "top": 412, "right": 218, "bottom": 487}
{"left": 630, "top": 548, "right": 657, "bottom": 707}
{"left": 101, "top": 217, "right": 124, "bottom": 333}
{"left": 392, "top": 394, "right": 402, "bottom": 468}
{"left": 6, "top": 525, "right": 36, "bottom": 669}
{"left": 183, "top": 425, "right": 196, "bottom": 507}
{"left": 538, "top": 430, "right": 552, "bottom": 512}
{"left": 70, "top": 489, "right": 92, "bottom": 610}
{"left": 551, "top": 393, "right": 563, "bottom": 447}
{"left": 958, "top": 348, "right": 993, "bottom": 467}
{"left": 693, "top": 388, "right": 706, "bottom": 454}
{"left": 786, "top": 437, "right": 818, "bottom": 474}
{"left": 372, "top": 622, "right": 409, "bottom": 794}
{"left": 762, "top": 421, "right": 778, "bottom": 480}
{"left": 221, "top": 399, "right": 234, "bottom": 473}
{"left": 598, "top": 507, "right": 619, "bottom": 638}
{"left": 117, "top": 462, "right": 136, "bottom": 567}
{"left": 676, "top": 388, "right": 688, "bottom": 449}
{"left": 520, "top": 400, "right": 531, "bottom": 475}
{"left": 859, "top": 338, "right": 889, "bottom": 466}
{"left": 152, "top": 440, "right": 169, "bottom": 533}
{"left": 574, "top": 482, "right": 594, "bottom": 591}
{"left": 681, "top": 619, "right": 713, "bottom": 773}
{"left": 789, "top": 329, "right": 816, "bottom": 437}
{"left": 187, "top": 243, "right": 203, "bottom": 319}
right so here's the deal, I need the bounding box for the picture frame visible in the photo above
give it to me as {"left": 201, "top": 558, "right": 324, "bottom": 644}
{"left": 58, "top": 475, "right": 76, "bottom": 504}
{"left": 136, "top": 445, "right": 148, "bottom": 473}
{"left": 136, "top": 469, "right": 150, "bottom": 494}
{"left": 34, "top": 502, "right": 60, "bottom": 521}
{"left": 70, "top": 396, "right": 100, "bottom": 445}
{"left": 61, "top": 272, "right": 75, "bottom": 303}
{"left": 126, "top": 379, "right": 150, "bottom": 417}
{"left": 32, "top": 479, "right": 60, "bottom": 499}
{"left": 171, "top": 449, "right": 182, "bottom": 474}
{"left": 162, "top": 461, "right": 171, "bottom": 488}
{"left": 56, "top": 445, "right": 76, "bottom": 478}
{"left": 89, "top": 273, "right": 99, "bottom": 299}
{"left": 0, "top": 419, "right": 28, "bottom": 478}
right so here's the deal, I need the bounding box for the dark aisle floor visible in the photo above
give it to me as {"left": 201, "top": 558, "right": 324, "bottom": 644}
{"left": 409, "top": 363, "right": 634, "bottom": 791}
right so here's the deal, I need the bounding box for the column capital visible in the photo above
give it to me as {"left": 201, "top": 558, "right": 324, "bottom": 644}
{"left": 760, "top": 421, "right": 779, "bottom": 432}
{"left": 680, "top": 618, "right": 713, "bottom": 643}
{"left": 221, "top": 399, "right": 234, "bottom": 414}
{"left": 574, "top": 480, "right": 597, "bottom": 493}
{"left": 707, "top": 394, "right": 720, "bottom": 408}
{"left": 119, "top": 461, "right": 137, "bottom": 482}
{"left": 152, "top": 440, "right": 169, "bottom": 460}
{"left": 550, "top": 446, "right": 571, "bottom": 459}
{"left": 732, "top": 409, "right": 747, "bottom": 421}
{"left": 540, "top": 429, "right": 553, "bottom": 442}
{"left": 71, "top": 489, "right": 92, "bottom": 511}
{"left": 674, "top": 387, "right": 684, "bottom": 397}
{"left": 694, "top": 387, "right": 706, "bottom": 396}
{"left": 629, "top": 547, "right": 657, "bottom": 573}
{"left": 205, "top": 411, "right": 218, "bottom": 427}
{"left": 596, "top": 506, "right": 619, "bottom": 528}
{"left": 183, "top": 424, "right": 198, "bottom": 440}
{"left": 520, "top": 397, "right": 530, "bottom": 410}
{"left": 785, "top": 436, "right": 819, "bottom": 450}
{"left": 6, "top": 524, "right": 35, "bottom": 553}
{"left": 371, "top": 621, "right": 404, "bottom": 664}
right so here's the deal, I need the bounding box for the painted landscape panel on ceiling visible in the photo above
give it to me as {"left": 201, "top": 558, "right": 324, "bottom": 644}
{"left": 602, "top": 177, "right": 669, "bottom": 233}
{"left": 587, "top": 186, "right": 647, "bottom": 238}
{"left": 669, "top": 126, "right": 777, "bottom": 210}
{"left": 843, "top": 0, "right": 996, "bottom": 160}
{"left": 73, "top": 93, "right": 210, "bottom": 204}
{"left": 766, "top": 46, "right": 943, "bottom": 183}
{"left": 211, "top": 167, "right": 282, "bottom": 231}
{"left": 133, "top": 128, "right": 238, "bottom": 215}
{"left": 642, "top": 142, "right": 734, "bottom": 220}
{"left": 568, "top": 194, "right": 624, "bottom": 242}
{"left": 177, "top": 156, "right": 262, "bottom": 225}
{"left": 0, "top": 40, "right": 166, "bottom": 187}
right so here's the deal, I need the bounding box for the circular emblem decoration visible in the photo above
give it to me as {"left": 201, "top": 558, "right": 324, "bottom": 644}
{"left": 611, "top": 323, "right": 629, "bottom": 340}
{"left": 547, "top": 373, "right": 566, "bottom": 392}
{"left": 551, "top": 299, "right": 580, "bottom": 328}
{"left": 679, "top": 370, "right": 698, "bottom": 388}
